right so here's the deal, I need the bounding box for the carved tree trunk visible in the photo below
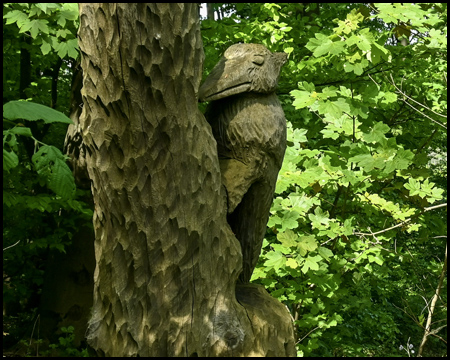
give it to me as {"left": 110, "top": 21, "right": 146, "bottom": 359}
{"left": 78, "top": 4, "right": 295, "bottom": 356}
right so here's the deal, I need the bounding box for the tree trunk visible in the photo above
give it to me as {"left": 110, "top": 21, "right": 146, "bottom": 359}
{"left": 206, "top": 3, "right": 215, "bottom": 20}
{"left": 19, "top": 34, "right": 31, "bottom": 100}
{"left": 78, "top": 4, "right": 295, "bottom": 356}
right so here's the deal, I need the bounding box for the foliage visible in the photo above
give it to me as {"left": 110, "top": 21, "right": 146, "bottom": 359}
{"left": 46, "top": 326, "right": 90, "bottom": 357}
{"left": 3, "top": 3, "right": 79, "bottom": 108}
{"left": 3, "top": 3, "right": 79, "bottom": 59}
{"left": 2, "top": 2, "right": 447, "bottom": 357}
{"left": 2, "top": 3, "right": 90, "bottom": 351}
{"left": 3, "top": 99, "right": 92, "bottom": 346}
{"left": 3, "top": 100, "right": 79, "bottom": 200}
{"left": 202, "top": 3, "right": 447, "bottom": 357}
{"left": 16, "top": 326, "right": 89, "bottom": 357}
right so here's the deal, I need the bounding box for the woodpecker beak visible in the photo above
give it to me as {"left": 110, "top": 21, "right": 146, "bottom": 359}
{"left": 199, "top": 57, "right": 253, "bottom": 102}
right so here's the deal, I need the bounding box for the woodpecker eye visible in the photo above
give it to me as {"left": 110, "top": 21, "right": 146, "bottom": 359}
{"left": 252, "top": 55, "right": 265, "bottom": 65}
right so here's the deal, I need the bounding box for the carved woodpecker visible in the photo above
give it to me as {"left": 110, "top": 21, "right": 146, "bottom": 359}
{"left": 199, "top": 44, "right": 287, "bottom": 283}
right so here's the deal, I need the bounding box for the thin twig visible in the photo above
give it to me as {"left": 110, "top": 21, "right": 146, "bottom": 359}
{"left": 3, "top": 240, "right": 20, "bottom": 251}
{"left": 401, "top": 98, "right": 447, "bottom": 129}
{"left": 418, "top": 243, "right": 447, "bottom": 356}
{"left": 354, "top": 203, "right": 447, "bottom": 236}
{"left": 296, "top": 326, "right": 320, "bottom": 344}
{"left": 389, "top": 73, "right": 447, "bottom": 119}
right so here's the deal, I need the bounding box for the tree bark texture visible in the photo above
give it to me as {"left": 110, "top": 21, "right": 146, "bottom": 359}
{"left": 78, "top": 4, "right": 295, "bottom": 356}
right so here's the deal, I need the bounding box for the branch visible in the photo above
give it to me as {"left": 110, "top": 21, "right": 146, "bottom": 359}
{"left": 389, "top": 73, "right": 447, "bottom": 119}
{"left": 401, "top": 98, "right": 447, "bottom": 129}
{"left": 353, "top": 203, "right": 447, "bottom": 237}
{"left": 414, "top": 129, "right": 438, "bottom": 156}
{"left": 296, "top": 326, "right": 320, "bottom": 344}
{"left": 3, "top": 240, "right": 20, "bottom": 251}
{"left": 387, "top": 73, "right": 447, "bottom": 129}
{"left": 418, "top": 243, "right": 447, "bottom": 356}
{"left": 391, "top": 298, "right": 448, "bottom": 345}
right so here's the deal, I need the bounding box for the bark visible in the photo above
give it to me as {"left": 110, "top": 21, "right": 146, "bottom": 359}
{"left": 78, "top": 4, "right": 295, "bottom": 356}
{"left": 50, "top": 57, "right": 63, "bottom": 109}
{"left": 64, "top": 60, "right": 91, "bottom": 189}
{"left": 206, "top": 3, "right": 215, "bottom": 20}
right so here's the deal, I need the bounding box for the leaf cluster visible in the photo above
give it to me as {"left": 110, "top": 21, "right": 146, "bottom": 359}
{"left": 202, "top": 3, "right": 447, "bottom": 356}
{"left": 3, "top": 101, "right": 92, "bottom": 336}
{"left": 3, "top": 4, "right": 92, "bottom": 350}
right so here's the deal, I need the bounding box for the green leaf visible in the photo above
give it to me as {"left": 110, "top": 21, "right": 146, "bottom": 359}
{"left": 318, "top": 98, "right": 350, "bottom": 119}
{"left": 297, "top": 235, "right": 318, "bottom": 256}
{"left": 264, "top": 251, "right": 286, "bottom": 271}
{"left": 289, "top": 193, "right": 319, "bottom": 214}
{"left": 334, "top": 9, "right": 365, "bottom": 35}
{"left": 3, "top": 10, "right": 29, "bottom": 27}
{"left": 381, "top": 92, "right": 397, "bottom": 104}
{"left": 272, "top": 243, "right": 291, "bottom": 255}
{"left": 280, "top": 211, "right": 300, "bottom": 231}
{"left": 66, "top": 39, "right": 80, "bottom": 59}
{"left": 3, "top": 149, "right": 19, "bottom": 171}
{"left": 290, "top": 128, "right": 308, "bottom": 144}
{"left": 301, "top": 255, "right": 322, "bottom": 273}
{"left": 339, "top": 86, "right": 352, "bottom": 97}
{"left": 321, "top": 126, "right": 340, "bottom": 140}
{"left": 340, "top": 169, "right": 361, "bottom": 186}
{"left": 298, "top": 81, "right": 316, "bottom": 92}
{"left": 308, "top": 207, "right": 330, "bottom": 229}
{"left": 306, "top": 33, "right": 333, "bottom": 57}
{"left": 369, "top": 42, "right": 389, "bottom": 64}
{"left": 368, "top": 254, "right": 384, "bottom": 266}
{"left": 32, "top": 145, "right": 76, "bottom": 199}
{"left": 54, "top": 39, "right": 80, "bottom": 59}
{"left": 3, "top": 101, "right": 73, "bottom": 124}
{"left": 291, "top": 90, "right": 317, "bottom": 109}
{"left": 383, "top": 149, "right": 414, "bottom": 174}
{"left": 50, "top": 158, "right": 77, "bottom": 199}
{"left": 56, "top": 29, "right": 72, "bottom": 39}
{"left": 327, "top": 41, "right": 346, "bottom": 56}
{"left": 286, "top": 257, "right": 299, "bottom": 269}
{"left": 19, "top": 19, "right": 49, "bottom": 38}
{"left": 60, "top": 3, "right": 79, "bottom": 20}
{"left": 297, "top": 167, "right": 324, "bottom": 189}
{"left": 362, "top": 121, "right": 390, "bottom": 143}
{"left": 277, "top": 229, "right": 298, "bottom": 248}
{"left": 8, "top": 126, "right": 33, "bottom": 137}
{"left": 35, "top": 3, "right": 60, "bottom": 14}
{"left": 318, "top": 246, "right": 334, "bottom": 262}
{"left": 40, "top": 40, "right": 52, "bottom": 55}
{"left": 348, "top": 153, "right": 385, "bottom": 172}
{"left": 404, "top": 178, "right": 421, "bottom": 196}
{"left": 356, "top": 32, "right": 373, "bottom": 51}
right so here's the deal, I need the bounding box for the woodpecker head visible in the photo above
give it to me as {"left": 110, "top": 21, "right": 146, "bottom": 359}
{"left": 199, "top": 43, "right": 287, "bottom": 102}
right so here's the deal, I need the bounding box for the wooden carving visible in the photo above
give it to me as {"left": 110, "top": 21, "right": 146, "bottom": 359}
{"left": 78, "top": 4, "right": 295, "bottom": 356}
{"left": 199, "top": 44, "right": 288, "bottom": 282}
